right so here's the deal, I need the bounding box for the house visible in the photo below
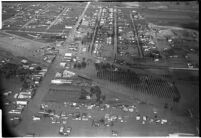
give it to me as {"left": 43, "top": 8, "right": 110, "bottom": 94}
{"left": 65, "top": 25, "right": 73, "bottom": 29}
{"left": 29, "top": 66, "right": 35, "bottom": 70}
{"left": 56, "top": 41, "right": 64, "bottom": 47}
{"left": 55, "top": 72, "right": 62, "bottom": 78}
{"left": 41, "top": 68, "right": 48, "bottom": 72}
{"left": 16, "top": 100, "right": 28, "bottom": 105}
{"left": 60, "top": 62, "right": 66, "bottom": 67}
{"left": 65, "top": 53, "right": 72, "bottom": 57}
{"left": 38, "top": 71, "right": 46, "bottom": 77}
{"left": 64, "top": 53, "right": 72, "bottom": 61}
{"left": 21, "top": 59, "right": 28, "bottom": 64}
{"left": 63, "top": 70, "right": 75, "bottom": 78}
{"left": 18, "top": 93, "right": 32, "bottom": 99}
{"left": 35, "top": 81, "right": 39, "bottom": 85}
{"left": 22, "top": 65, "right": 29, "bottom": 69}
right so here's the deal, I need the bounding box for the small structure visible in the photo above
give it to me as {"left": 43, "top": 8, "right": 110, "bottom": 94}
{"left": 22, "top": 65, "right": 29, "bottom": 69}
{"left": 65, "top": 26, "right": 73, "bottom": 29}
{"left": 65, "top": 53, "right": 72, "bottom": 57}
{"left": 21, "top": 59, "right": 28, "bottom": 64}
{"left": 51, "top": 79, "right": 72, "bottom": 84}
{"left": 16, "top": 100, "right": 28, "bottom": 105}
{"left": 55, "top": 72, "right": 62, "bottom": 78}
{"left": 60, "top": 62, "right": 66, "bottom": 67}
{"left": 63, "top": 70, "right": 75, "bottom": 78}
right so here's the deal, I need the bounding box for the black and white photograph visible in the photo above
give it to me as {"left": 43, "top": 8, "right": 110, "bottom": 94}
{"left": 0, "top": 0, "right": 199, "bottom": 137}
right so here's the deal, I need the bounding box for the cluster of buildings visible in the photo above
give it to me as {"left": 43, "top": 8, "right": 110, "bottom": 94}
{"left": 56, "top": 52, "right": 77, "bottom": 82}
{"left": 43, "top": 46, "right": 58, "bottom": 63}
{"left": 32, "top": 96, "right": 168, "bottom": 136}
{"left": 132, "top": 11, "right": 161, "bottom": 60}
{"left": 117, "top": 9, "right": 138, "bottom": 58}
{"left": 3, "top": 58, "right": 48, "bottom": 124}
{"left": 93, "top": 7, "right": 114, "bottom": 58}
{"left": 51, "top": 69, "right": 75, "bottom": 85}
{"left": 52, "top": 52, "right": 88, "bottom": 86}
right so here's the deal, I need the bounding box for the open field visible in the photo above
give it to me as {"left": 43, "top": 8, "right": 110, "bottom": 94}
{"left": 136, "top": 1, "right": 199, "bottom": 30}
{"left": 0, "top": 32, "right": 48, "bottom": 65}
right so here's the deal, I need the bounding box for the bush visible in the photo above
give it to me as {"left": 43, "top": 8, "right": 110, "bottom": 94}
{"left": 36, "top": 66, "right": 42, "bottom": 71}
{"left": 81, "top": 61, "right": 86, "bottom": 68}
{"left": 22, "top": 81, "right": 29, "bottom": 89}
{"left": 77, "top": 63, "right": 81, "bottom": 69}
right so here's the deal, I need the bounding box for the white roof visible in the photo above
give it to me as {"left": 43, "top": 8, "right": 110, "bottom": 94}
{"left": 65, "top": 26, "right": 73, "bottom": 29}
{"left": 16, "top": 100, "right": 28, "bottom": 105}
{"left": 51, "top": 79, "right": 72, "bottom": 84}
{"left": 63, "top": 70, "right": 75, "bottom": 78}
{"left": 65, "top": 53, "right": 72, "bottom": 57}
{"left": 21, "top": 59, "right": 28, "bottom": 63}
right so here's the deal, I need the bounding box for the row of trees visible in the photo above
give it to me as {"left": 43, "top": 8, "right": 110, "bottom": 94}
{"left": 73, "top": 58, "right": 87, "bottom": 69}
{"left": 96, "top": 69, "right": 180, "bottom": 101}
{"left": 0, "top": 63, "right": 42, "bottom": 79}
{"left": 0, "top": 63, "right": 18, "bottom": 79}
{"left": 0, "top": 63, "right": 43, "bottom": 91}
{"left": 97, "top": 70, "right": 139, "bottom": 83}
{"left": 94, "top": 62, "right": 122, "bottom": 71}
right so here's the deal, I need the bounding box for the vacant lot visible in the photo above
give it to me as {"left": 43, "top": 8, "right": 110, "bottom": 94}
{"left": 138, "top": 8, "right": 198, "bottom": 30}
{"left": 0, "top": 32, "right": 47, "bottom": 65}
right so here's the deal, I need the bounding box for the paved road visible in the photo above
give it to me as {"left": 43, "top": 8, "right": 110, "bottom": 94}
{"left": 16, "top": 55, "right": 61, "bottom": 135}
{"left": 29, "top": 56, "right": 61, "bottom": 112}
{"left": 113, "top": 6, "right": 118, "bottom": 58}
{"left": 5, "top": 29, "right": 63, "bottom": 35}
{"left": 130, "top": 13, "right": 144, "bottom": 58}
{"left": 89, "top": 7, "right": 102, "bottom": 55}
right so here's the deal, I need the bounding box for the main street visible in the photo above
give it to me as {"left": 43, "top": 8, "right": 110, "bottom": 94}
{"left": 113, "top": 6, "right": 118, "bottom": 58}
{"left": 63, "top": 2, "right": 91, "bottom": 45}
{"left": 16, "top": 54, "right": 62, "bottom": 135}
